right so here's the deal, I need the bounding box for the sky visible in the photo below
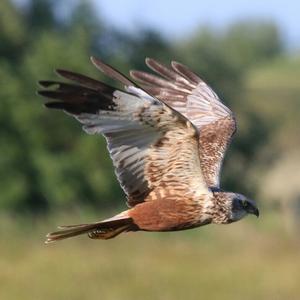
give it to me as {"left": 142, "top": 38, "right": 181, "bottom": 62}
{"left": 91, "top": 0, "right": 300, "bottom": 49}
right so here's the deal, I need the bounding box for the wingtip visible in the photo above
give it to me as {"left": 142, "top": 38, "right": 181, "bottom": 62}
{"left": 37, "top": 90, "right": 56, "bottom": 102}
{"left": 55, "top": 69, "right": 68, "bottom": 77}
{"left": 129, "top": 69, "right": 139, "bottom": 79}
{"left": 145, "top": 57, "right": 152, "bottom": 64}
{"left": 171, "top": 60, "right": 180, "bottom": 68}
{"left": 43, "top": 102, "right": 64, "bottom": 110}
{"left": 37, "top": 80, "right": 48, "bottom": 88}
{"left": 36, "top": 90, "right": 43, "bottom": 97}
{"left": 145, "top": 57, "right": 157, "bottom": 68}
{"left": 37, "top": 90, "right": 47, "bottom": 97}
{"left": 90, "top": 55, "right": 96, "bottom": 64}
{"left": 43, "top": 102, "right": 51, "bottom": 108}
{"left": 37, "top": 90, "right": 60, "bottom": 100}
{"left": 38, "top": 80, "right": 60, "bottom": 89}
{"left": 90, "top": 56, "right": 104, "bottom": 71}
{"left": 91, "top": 56, "right": 134, "bottom": 86}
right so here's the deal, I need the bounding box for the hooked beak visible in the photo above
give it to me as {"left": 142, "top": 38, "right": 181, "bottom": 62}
{"left": 248, "top": 205, "right": 259, "bottom": 218}
{"left": 253, "top": 207, "right": 259, "bottom": 218}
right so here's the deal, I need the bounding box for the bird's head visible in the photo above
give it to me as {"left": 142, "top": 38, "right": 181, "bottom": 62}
{"left": 229, "top": 193, "right": 259, "bottom": 222}
{"left": 212, "top": 191, "right": 259, "bottom": 223}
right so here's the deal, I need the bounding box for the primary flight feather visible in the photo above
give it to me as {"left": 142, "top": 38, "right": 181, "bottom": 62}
{"left": 38, "top": 56, "right": 259, "bottom": 243}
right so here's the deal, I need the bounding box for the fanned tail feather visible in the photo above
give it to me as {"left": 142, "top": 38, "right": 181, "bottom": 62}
{"left": 45, "top": 217, "right": 134, "bottom": 243}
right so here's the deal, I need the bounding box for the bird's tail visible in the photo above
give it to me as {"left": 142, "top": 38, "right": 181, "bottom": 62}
{"left": 45, "top": 216, "right": 134, "bottom": 244}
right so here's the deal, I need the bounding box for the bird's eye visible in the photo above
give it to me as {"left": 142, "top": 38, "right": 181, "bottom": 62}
{"left": 242, "top": 200, "right": 249, "bottom": 208}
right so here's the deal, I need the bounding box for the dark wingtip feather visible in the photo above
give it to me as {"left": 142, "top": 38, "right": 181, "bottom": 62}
{"left": 38, "top": 80, "right": 56, "bottom": 88}
{"left": 44, "top": 102, "right": 65, "bottom": 109}
{"left": 44, "top": 101, "right": 81, "bottom": 113}
{"left": 171, "top": 61, "right": 201, "bottom": 84}
{"left": 90, "top": 56, "right": 112, "bottom": 76}
{"left": 91, "top": 56, "right": 134, "bottom": 87}
{"left": 55, "top": 69, "right": 92, "bottom": 84}
{"left": 170, "top": 61, "right": 180, "bottom": 67}
{"left": 145, "top": 57, "right": 154, "bottom": 66}
{"left": 44, "top": 100, "right": 102, "bottom": 115}
{"left": 90, "top": 56, "right": 104, "bottom": 71}
{"left": 129, "top": 70, "right": 142, "bottom": 81}
{"left": 37, "top": 90, "right": 49, "bottom": 97}
{"left": 37, "top": 90, "right": 62, "bottom": 99}
{"left": 145, "top": 57, "right": 162, "bottom": 71}
{"left": 55, "top": 69, "right": 74, "bottom": 79}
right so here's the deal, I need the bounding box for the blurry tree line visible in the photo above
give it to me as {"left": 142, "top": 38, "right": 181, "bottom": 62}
{"left": 0, "top": 0, "right": 297, "bottom": 215}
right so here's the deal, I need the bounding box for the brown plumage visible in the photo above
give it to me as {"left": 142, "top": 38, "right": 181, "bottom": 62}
{"left": 38, "top": 56, "right": 259, "bottom": 243}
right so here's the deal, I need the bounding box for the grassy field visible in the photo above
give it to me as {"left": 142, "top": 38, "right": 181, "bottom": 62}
{"left": 1, "top": 211, "right": 300, "bottom": 300}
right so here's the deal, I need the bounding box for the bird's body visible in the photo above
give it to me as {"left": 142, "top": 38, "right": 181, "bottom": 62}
{"left": 38, "top": 57, "right": 259, "bottom": 243}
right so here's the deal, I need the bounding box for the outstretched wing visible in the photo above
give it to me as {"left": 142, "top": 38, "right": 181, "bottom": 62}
{"left": 38, "top": 57, "right": 208, "bottom": 207}
{"left": 130, "top": 58, "right": 236, "bottom": 188}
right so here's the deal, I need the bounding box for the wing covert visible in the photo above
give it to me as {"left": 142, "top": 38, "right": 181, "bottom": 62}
{"left": 130, "top": 58, "right": 236, "bottom": 188}
{"left": 38, "top": 58, "right": 209, "bottom": 207}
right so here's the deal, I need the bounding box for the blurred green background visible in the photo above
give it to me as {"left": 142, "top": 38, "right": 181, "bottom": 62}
{"left": 1, "top": 0, "right": 300, "bottom": 299}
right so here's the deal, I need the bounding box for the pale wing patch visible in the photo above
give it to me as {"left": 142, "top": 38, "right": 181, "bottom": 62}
{"left": 75, "top": 90, "right": 162, "bottom": 204}
{"left": 187, "top": 82, "right": 232, "bottom": 127}
{"left": 130, "top": 58, "right": 237, "bottom": 188}
{"left": 39, "top": 58, "right": 209, "bottom": 207}
{"left": 77, "top": 90, "right": 208, "bottom": 206}
{"left": 146, "top": 123, "right": 207, "bottom": 192}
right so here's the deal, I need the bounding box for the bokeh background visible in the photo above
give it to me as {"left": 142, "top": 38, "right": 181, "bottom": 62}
{"left": 1, "top": 0, "right": 300, "bottom": 299}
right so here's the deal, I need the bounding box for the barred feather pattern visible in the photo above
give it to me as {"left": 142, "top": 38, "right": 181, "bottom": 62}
{"left": 38, "top": 57, "right": 208, "bottom": 208}
{"left": 130, "top": 58, "right": 237, "bottom": 188}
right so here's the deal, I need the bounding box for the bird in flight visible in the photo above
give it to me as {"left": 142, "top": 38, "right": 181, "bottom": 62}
{"left": 38, "top": 57, "right": 259, "bottom": 243}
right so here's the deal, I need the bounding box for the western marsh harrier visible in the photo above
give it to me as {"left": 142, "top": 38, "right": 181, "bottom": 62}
{"left": 38, "top": 57, "right": 259, "bottom": 243}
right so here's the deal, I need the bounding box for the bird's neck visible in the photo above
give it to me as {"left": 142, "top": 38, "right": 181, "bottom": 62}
{"left": 211, "top": 191, "right": 232, "bottom": 224}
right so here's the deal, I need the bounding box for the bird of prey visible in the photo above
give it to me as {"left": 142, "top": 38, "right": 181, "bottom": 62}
{"left": 38, "top": 56, "right": 259, "bottom": 243}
